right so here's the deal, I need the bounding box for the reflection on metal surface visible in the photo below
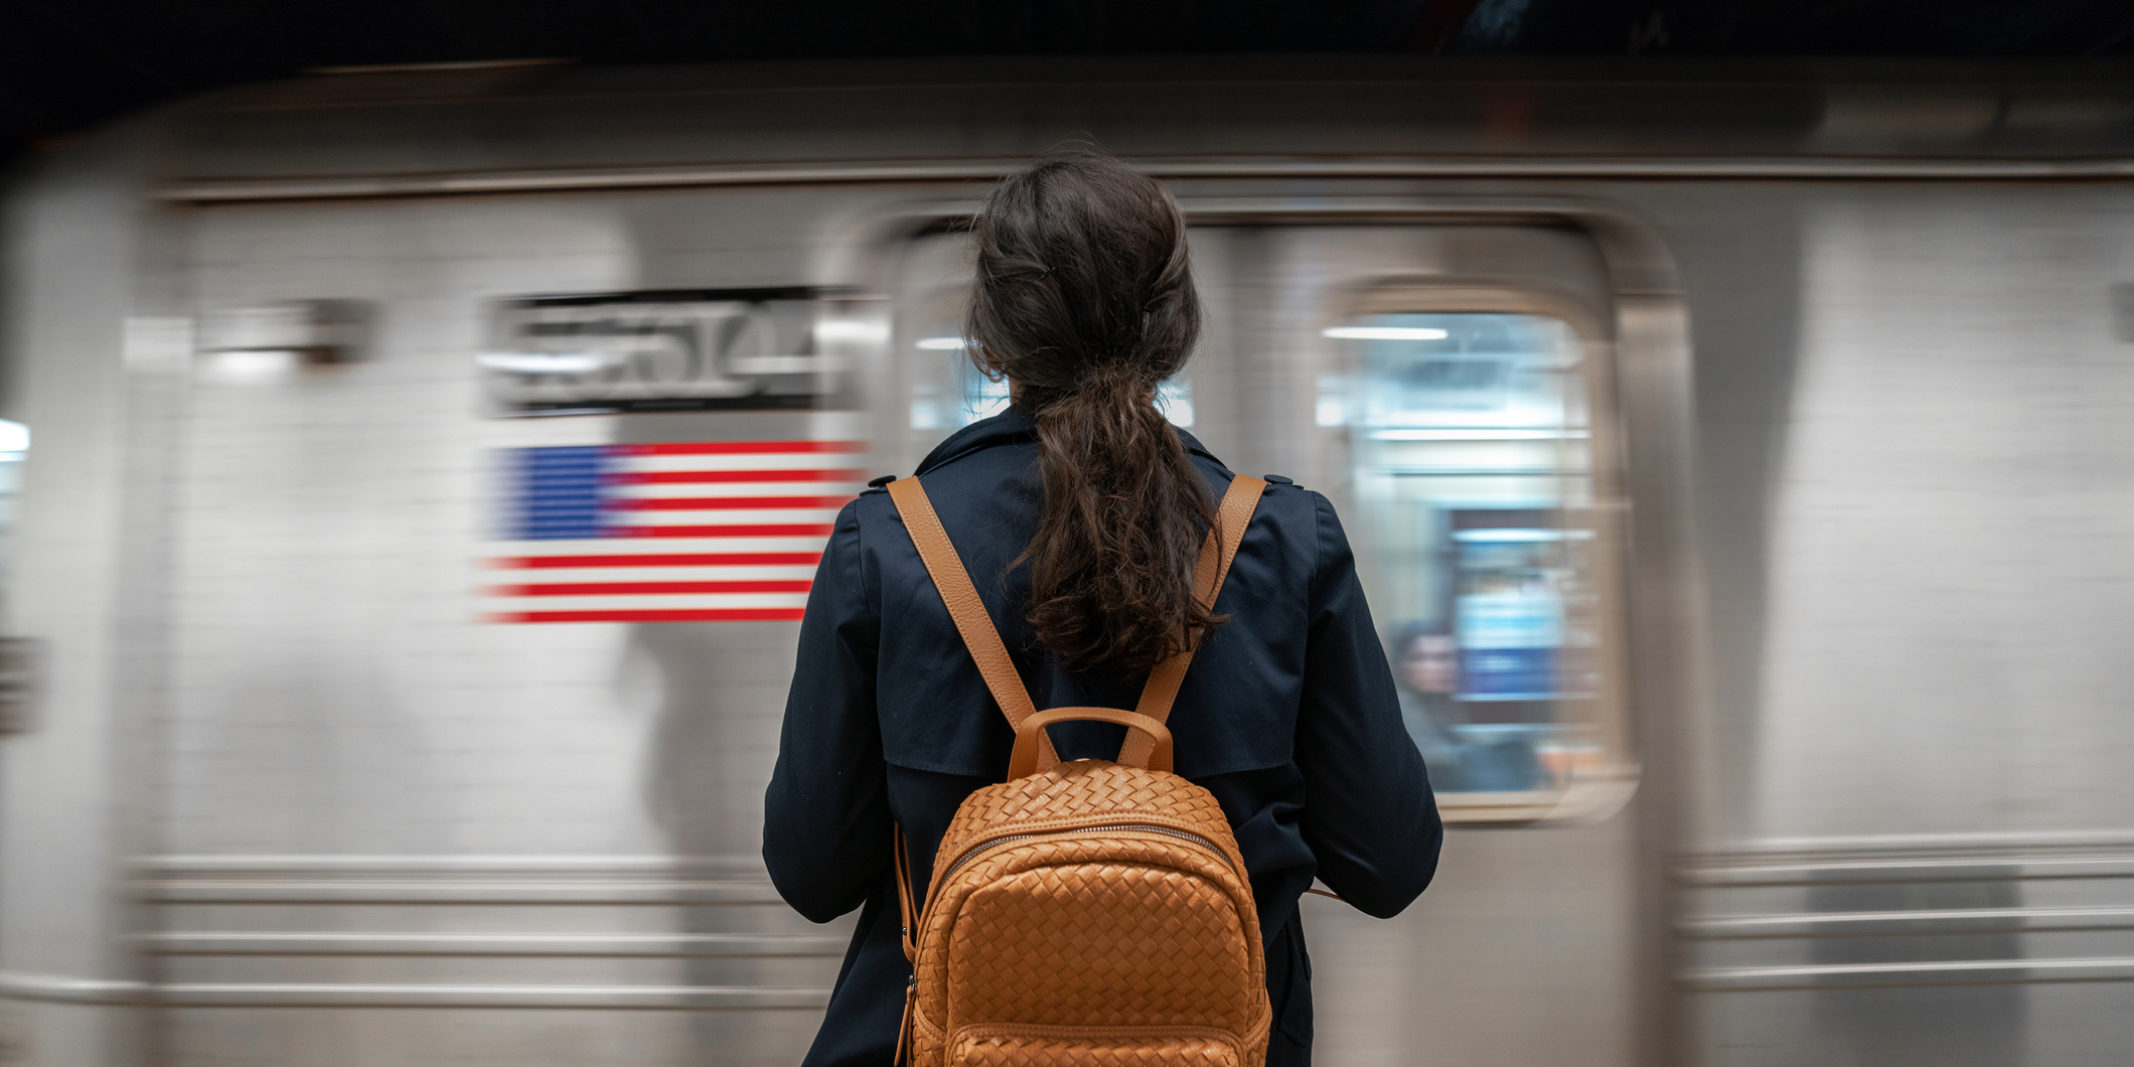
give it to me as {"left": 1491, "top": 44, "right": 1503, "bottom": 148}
{"left": 0, "top": 973, "right": 146, "bottom": 1006}
{"left": 0, "top": 973, "right": 830, "bottom": 1010}
{"left": 1683, "top": 905, "right": 2134, "bottom": 940}
{"left": 138, "top": 932, "right": 846, "bottom": 958}
{"left": 137, "top": 876, "right": 789, "bottom": 905}
{"left": 1684, "top": 837, "right": 2134, "bottom": 1007}
{"left": 1682, "top": 850, "right": 2134, "bottom": 887}
{"left": 1684, "top": 956, "right": 2134, "bottom": 992}
{"left": 152, "top": 982, "right": 831, "bottom": 1010}
{"left": 104, "top": 857, "right": 844, "bottom": 1013}
{"left": 134, "top": 854, "right": 774, "bottom": 872}
{"left": 150, "top": 983, "right": 831, "bottom": 1010}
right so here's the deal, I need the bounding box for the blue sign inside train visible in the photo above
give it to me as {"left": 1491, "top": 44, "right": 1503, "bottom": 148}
{"left": 1455, "top": 591, "right": 1564, "bottom": 698}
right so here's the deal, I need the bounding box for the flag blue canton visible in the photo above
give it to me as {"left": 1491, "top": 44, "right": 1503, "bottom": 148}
{"left": 508, "top": 446, "right": 608, "bottom": 540}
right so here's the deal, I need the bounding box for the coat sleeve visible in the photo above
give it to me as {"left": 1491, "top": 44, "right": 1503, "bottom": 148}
{"left": 1293, "top": 490, "right": 1444, "bottom": 918}
{"left": 763, "top": 498, "right": 891, "bottom": 923}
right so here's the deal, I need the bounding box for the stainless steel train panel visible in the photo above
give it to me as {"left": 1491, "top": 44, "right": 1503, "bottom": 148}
{"left": 156, "top": 190, "right": 890, "bottom": 1066}
{"left": 0, "top": 136, "right": 168, "bottom": 1067}
{"left": 1618, "top": 179, "right": 2134, "bottom": 1066}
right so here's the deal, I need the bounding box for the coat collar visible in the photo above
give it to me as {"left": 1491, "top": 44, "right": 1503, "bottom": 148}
{"left": 914, "top": 402, "right": 1222, "bottom": 475}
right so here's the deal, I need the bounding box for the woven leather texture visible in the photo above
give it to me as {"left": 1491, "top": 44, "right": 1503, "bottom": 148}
{"left": 929, "top": 761, "right": 1241, "bottom": 887}
{"left": 910, "top": 759, "right": 1269, "bottom": 1067}
{"left": 954, "top": 1029, "right": 1242, "bottom": 1066}
{"left": 949, "top": 854, "right": 1253, "bottom": 1024}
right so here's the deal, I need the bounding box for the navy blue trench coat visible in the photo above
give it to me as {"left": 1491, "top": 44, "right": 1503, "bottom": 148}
{"left": 764, "top": 405, "right": 1442, "bottom": 1066}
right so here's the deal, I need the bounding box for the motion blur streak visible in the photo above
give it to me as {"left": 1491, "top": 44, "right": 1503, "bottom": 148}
{"left": 0, "top": 57, "right": 2131, "bottom": 1066}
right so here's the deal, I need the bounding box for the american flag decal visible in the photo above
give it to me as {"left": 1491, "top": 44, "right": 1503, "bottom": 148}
{"left": 485, "top": 439, "right": 868, "bottom": 623}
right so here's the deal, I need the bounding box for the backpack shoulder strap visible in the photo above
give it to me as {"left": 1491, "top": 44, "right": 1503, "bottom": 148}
{"left": 1120, "top": 475, "right": 1267, "bottom": 767}
{"left": 885, "top": 476, "right": 1058, "bottom": 767}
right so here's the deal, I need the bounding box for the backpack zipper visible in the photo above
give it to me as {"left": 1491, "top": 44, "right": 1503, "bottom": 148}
{"left": 937, "top": 823, "right": 1238, "bottom": 886}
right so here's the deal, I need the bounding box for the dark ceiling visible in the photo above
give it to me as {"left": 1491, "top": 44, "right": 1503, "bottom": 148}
{"left": 6, "top": 0, "right": 2134, "bottom": 162}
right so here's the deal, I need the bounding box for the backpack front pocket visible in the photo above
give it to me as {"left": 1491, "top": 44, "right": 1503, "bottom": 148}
{"left": 952, "top": 1024, "right": 1243, "bottom": 1067}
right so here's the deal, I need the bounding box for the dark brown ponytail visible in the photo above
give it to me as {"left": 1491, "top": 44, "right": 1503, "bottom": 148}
{"left": 965, "top": 153, "right": 1219, "bottom": 675}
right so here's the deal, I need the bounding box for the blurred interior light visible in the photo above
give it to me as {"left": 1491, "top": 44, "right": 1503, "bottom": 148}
{"left": 0, "top": 421, "right": 27, "bottom": 456}
{"left": 1451, "top": 529, "right": 1596, "bottom": 543}
{"left": 1323, "top": 326, "right": 1451, "bottom": 341}
{"left": 200, "top": 350, "right": 301, "bottom": 384}
{"left": 1157, "top": 381, "right": 1194, "bottom": 427}
{"left": 965, "top": 377, "right": 1012, "bottom": 423}
{"left": 916, "top": 336, "right": 969, "bottom": 351}
{"left": 1314, "top": 375, "right": 1348, "bottom": 427}
{"left": 1371, "top": 428, "right": 1589, "bottom": 441}
{"left": 815, "top": 318, "right": 891, "bottom": 345}
{"left": 201, "top": 300, "right": 372, "bottom": 365}
{"left": 478, "top": 352, "right": 606, "bottom": 374}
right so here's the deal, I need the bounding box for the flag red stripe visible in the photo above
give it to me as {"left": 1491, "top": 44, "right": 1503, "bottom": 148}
{"left": 606, "top": 468, "right": 869, "bottom": 485}
{"left": 610, "top": 495, "right": 853, "bottom": 511}
{"left": 624, "top": 523, "right": 836, "bottom": 538}
{"left": 491, "top": 580, "right": 814, "bottom": 596}
{"left": 490, "top": 552, "right": 823, "bottom": 569}
{"left": 490, "top": 608, "right": 808, "bottom": 623}
{"left": 611, "top": 440, "right": 866, "bottom": 456}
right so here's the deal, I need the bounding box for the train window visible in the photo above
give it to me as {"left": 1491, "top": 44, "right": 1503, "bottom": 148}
{"left": 895, "top": 232, "right": 1194, "bottom": 452}
{"left": 0, "top": 418, "right": 23, "bottom": 593}
{"left": 1323, "top": 305, "right": 1634, "bottom": 823}
{"left": 0, "top": 419, "right": 26, "bottom": 734}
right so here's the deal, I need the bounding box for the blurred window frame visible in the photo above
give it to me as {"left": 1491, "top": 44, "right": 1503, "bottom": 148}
{"left": 1328, "top": 283, "right": 1639, "bottom": 826}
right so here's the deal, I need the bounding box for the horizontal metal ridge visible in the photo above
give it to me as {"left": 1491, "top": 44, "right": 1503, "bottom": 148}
{"left": 0, "top": 972, "right": 830, "bottom": 1009}
{"left": 136, "top": 878, "right": 787, "bottom": 906}
{"left": 1681, "top": 835, "right": 2134, "bottom": 887}
{"left": 1684, "top": 956, "right": 2134, "bottom": 992}
{"left": 156, "top": 155, "right": 2134, "bottom": 204}
{"left": 1699, "top": 830, "right": 2134, "bottom": 854}
{"left": 1681, "top": 853, "right": 2134, "bottom": 887}
{"left": 134, "top": 853, "right": 770, "bottom": 875}
{"left": 137, "top": 931, "right": 845, "bottom": 958}
{"left": 1682, "top": 905, "right": 2134, "bottom": 940}
{"left": 0, "top": 972, "right": 147, "bottom": 1006}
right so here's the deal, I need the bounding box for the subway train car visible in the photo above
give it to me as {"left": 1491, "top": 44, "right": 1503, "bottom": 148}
{"left": 2, "top": 57, "right": 2132, "bottom": 1066}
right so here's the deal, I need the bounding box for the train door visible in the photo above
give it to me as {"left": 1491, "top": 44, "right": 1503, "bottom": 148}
{"left": 890, "top": 204, "right": 1680, "bottom": 1067}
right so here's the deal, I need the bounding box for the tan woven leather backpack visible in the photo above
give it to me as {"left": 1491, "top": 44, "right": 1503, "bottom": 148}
{"left": 884, "top": 473, "right": 1272, "bottom": 1067}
